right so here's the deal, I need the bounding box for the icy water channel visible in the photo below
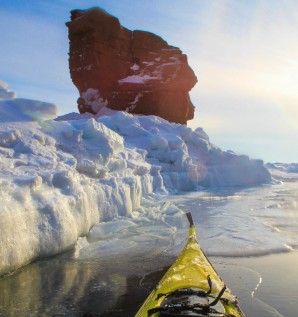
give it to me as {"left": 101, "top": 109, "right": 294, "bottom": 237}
{"left": 0, "top": 175, "right": 298, "bottom": 317}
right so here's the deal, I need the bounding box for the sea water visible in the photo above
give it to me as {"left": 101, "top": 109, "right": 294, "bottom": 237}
{"left": 0, "top": 175, "right": 297, "bottom": 316}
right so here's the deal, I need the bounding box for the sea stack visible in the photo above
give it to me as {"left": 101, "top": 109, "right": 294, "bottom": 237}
{"left": 66, "top": 7, "right": 197, "bottom": 124}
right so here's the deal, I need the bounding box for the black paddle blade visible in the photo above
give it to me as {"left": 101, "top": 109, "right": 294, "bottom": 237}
{"left": 186, "top": 212, "right": 194, "bottom": 227}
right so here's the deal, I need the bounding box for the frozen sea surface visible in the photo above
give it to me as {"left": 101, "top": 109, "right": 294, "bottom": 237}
{"left": 0, "top": 174, "right": 298, "bottom": 317}
{"left": 76, "top": 172, "right": 298, "bottom": 261}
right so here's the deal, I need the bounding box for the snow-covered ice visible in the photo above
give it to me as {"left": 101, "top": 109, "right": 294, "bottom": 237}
{"left": 0, "top": 80, "right": 271, "bottom": 275}
{"left": 0, "top": 80, "right": 16, "bottom": 100}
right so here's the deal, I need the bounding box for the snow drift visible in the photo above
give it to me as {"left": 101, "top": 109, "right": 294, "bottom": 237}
{"left": 0, "top": 81, "right": 270, "bottom": 275}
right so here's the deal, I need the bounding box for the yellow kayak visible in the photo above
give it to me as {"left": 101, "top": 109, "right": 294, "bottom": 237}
{"left": 135, "top": 212, "right": 245, "bottom": 317}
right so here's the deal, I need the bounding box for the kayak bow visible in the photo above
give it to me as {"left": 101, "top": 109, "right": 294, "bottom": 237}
{"left": 135, "top": 212, "right": 245, "bottom": 317}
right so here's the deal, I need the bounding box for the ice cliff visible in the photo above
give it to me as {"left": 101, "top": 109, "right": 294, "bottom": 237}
{"left": 0, "top": 81, "right": 270, "bottom": 276}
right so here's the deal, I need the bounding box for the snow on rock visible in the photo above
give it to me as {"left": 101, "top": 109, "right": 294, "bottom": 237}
{"left": 79, "top": 88, "right": 108, "bottom": 114}
{"left": 118, "top": 74, "right": 158, "bottom": 84}
{"left": 66, "top": 7, "right": 197, "bottom": 124}
{"left": 0, "top": 81, "right": 270, "bottom": 275}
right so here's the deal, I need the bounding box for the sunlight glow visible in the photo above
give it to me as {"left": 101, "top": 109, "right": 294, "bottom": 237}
{"left": 1, "top": 0, "right": 298, "bottom": 161}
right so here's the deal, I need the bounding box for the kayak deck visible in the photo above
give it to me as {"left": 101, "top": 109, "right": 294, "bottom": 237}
{"left": 135, "top": 213, "right": 245, "bottom": 317}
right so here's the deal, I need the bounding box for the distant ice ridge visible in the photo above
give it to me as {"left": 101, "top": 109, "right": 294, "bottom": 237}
{"left": 0, "top": 80, "right": 16, "bottom": 100}
{"left": 266, "top": 162, "right": 298, "bottom": 174}
{"left": 266, "top": 162, "right": 298, "bottom": 183}
{"left": 0, "top": 80, "right": 270, "bottom": 275}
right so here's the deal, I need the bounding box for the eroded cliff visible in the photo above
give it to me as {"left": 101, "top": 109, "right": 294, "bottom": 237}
{"left": 66, "top": 8, "right": 197, "bottom": 124}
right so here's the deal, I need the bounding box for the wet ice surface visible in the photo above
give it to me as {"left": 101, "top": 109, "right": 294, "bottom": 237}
{"left": 164, "top": 182, "right": 298, "bottom": 257}
{"left": 1, "top": 176, "right": 298, "bottom": 316}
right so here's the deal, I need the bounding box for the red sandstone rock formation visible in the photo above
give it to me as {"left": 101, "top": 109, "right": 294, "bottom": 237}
{"left": 66, "top": 8, "right": 197, "bottom": 124}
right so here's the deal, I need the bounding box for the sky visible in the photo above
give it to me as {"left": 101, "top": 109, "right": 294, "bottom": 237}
{"left": 0, "top": 0, "right": 297, "bottom": 163}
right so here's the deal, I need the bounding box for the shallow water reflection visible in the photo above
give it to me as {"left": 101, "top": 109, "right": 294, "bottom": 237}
{"left": 0, "top": 249, "right": 173, "bottom": 316}
{"left": 1, "top": 248, "right": 297, "bottom": 317}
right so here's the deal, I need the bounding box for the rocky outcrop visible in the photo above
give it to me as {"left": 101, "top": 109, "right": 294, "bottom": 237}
{"left": 66, "top": 8, "right": 197, "bottom": 124}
